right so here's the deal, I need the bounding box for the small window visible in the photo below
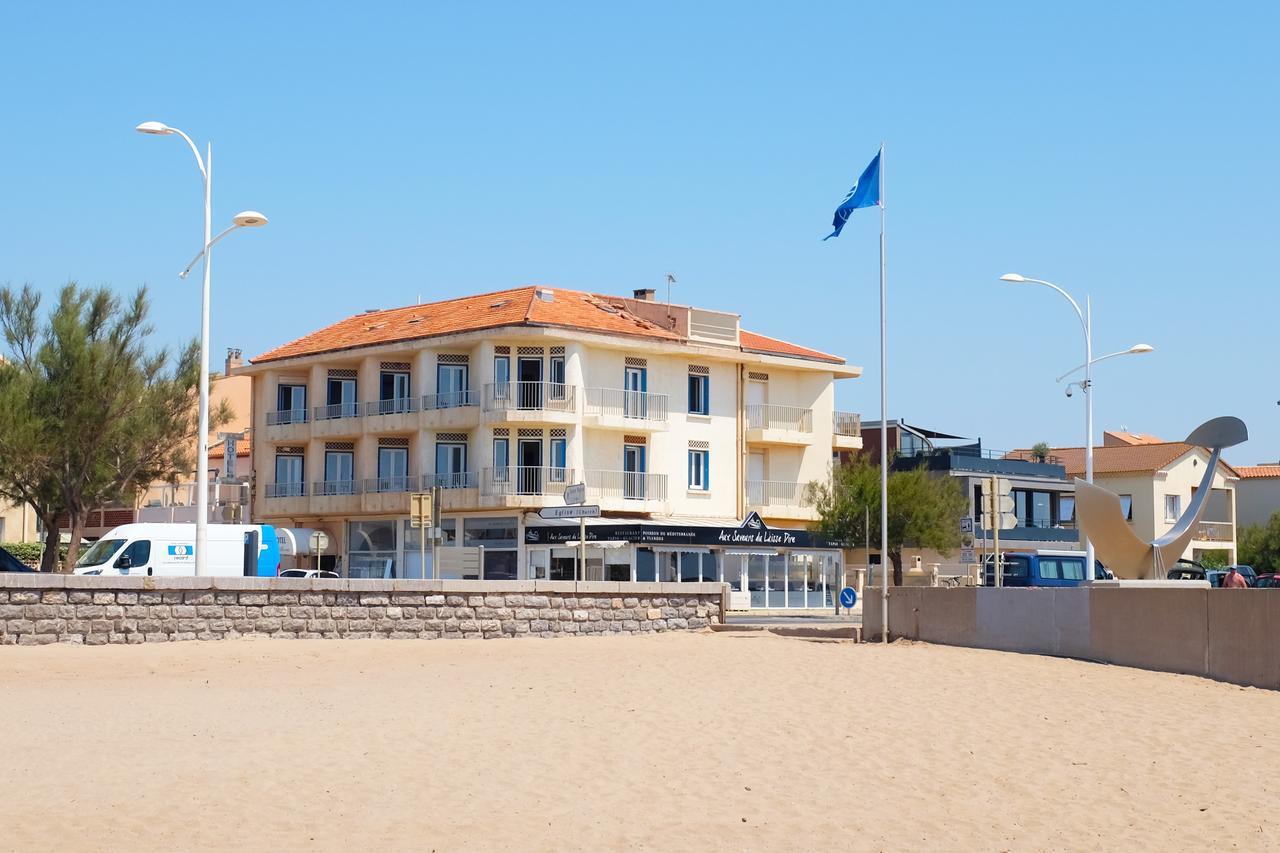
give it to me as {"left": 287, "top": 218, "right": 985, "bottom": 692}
{"left": 1059, "top": 495, "right": 1076, "bottom": 525}
{"left": 493, "top": 438, "right": 510, "bottom": 482}
{"left": 115, "top": 539, "right": 151, "bottom": 569}
{"left": 1119, "top": 495, "right": 1134, "bottom": 521}
{"left": 1060, "top": 558, "right": 1086, "bottom": 581}
{"left": 688, "top": 373, "right": 710, "bottom": 416}
{"left": 688, "top": 449, "right": 709, "bottom": 491}
{"left": 550, "top": 438, "right": 567, "bottom": 482}
{"left": 1164, "top": 494, "right": 1182, "bottom": 522}
{"left": 549, "top": 356, "right": 566, "bottom": 400}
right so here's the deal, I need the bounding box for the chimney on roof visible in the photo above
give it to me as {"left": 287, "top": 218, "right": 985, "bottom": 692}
{"left": 225, "top": 348, "right": 243, "bottom": 374}
{"left": 633, "top": 288, "right": 656, "bottom": 301}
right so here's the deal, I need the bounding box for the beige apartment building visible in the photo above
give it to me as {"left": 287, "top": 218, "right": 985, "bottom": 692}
{"left": 241, "top": 285, "right": 862, "bottom": 608}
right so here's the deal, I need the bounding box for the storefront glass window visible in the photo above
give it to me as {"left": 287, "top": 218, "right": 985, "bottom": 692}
{"left": 550, "top": 547, "right": 576, "bottom": 581}
{"left": 463, "top": 516, "right": 517, "bottom": 580}
{"left": 635, "top": 548, "right": 656, "bottom": 582}
{"left": 747, "top": 555, "right": 768, "bottom": 608}
{"left": 767, "top": 554, "right": 786, "bottom": 608}
{"left": 723, "top": 555, "right": 742, "bottom": 591}
{"left": 788, "top": 553, "right": 808, "bottom": 608}
{"left": 348, "top": 520, "right": 397, "bottom": 579}
{"left": 606, "top": 549, "right": 631, "bottom": 582}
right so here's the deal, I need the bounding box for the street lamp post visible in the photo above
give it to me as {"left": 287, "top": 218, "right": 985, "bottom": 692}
{"left": 998, "top": 274, "right": 1152, "bottom": 580}
{"left": 137, "top": 121, "right": 267, "bottom": 576}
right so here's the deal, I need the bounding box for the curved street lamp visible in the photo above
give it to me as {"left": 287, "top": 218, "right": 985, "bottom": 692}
{"left": 998, "top": 273, "right": 1153, "bottom": 579}
{"left": 137, "top": 121, "right": 268, "bottom": 576}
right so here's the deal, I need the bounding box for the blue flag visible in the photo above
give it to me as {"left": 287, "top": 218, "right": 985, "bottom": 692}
{"left": 824, "top": 151, "right": 881, "bottom": 240}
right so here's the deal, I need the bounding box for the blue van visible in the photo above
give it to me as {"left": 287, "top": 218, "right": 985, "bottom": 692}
{"left": 983, "top": 549, "right": 1111, "bottom": 587}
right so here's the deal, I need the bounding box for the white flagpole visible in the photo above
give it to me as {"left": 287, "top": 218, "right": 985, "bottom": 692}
{"left": 878, "top": 142, "right": 889, "bottom": 644}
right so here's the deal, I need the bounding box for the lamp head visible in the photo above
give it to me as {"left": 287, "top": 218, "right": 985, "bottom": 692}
{"left": 135, "top": 121, "right": 174, "bottom": 135}
{"left": 999, "top": 273, "right": 1027, "bottom": 283}
{"left": 232, "top": 211, "right": 268, "bottom": 227}
{"left": 1128, "top": 343, "right": 1154, "bottom": 354}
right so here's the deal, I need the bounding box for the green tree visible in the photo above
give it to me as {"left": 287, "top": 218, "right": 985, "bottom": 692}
{"left": 808, "top": 457, "right": 968, "bottom": 585}
{"left": 0, "top": 283, "right": 225, "bottom": 570}
{"left": 1239, "top": 512, "right": 1280, "bottom": 573}
{"left": 1197, "top": 549, "right": 1231, "bottom": 569}
{"left": 1030, "top": 442, "right": 1051, "bottom": 463}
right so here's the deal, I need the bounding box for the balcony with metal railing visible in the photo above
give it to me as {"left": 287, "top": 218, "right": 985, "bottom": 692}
{"left": 363, "top": 396, "right": 419, "bottom": 432}
{"left": 425, "top": 470, "right": 480, "bottom": 511}
{"left": 482, "top": 382, "right": 577, "bottom": 423}
{"left": 266, "top": 482, "right": 307, "bottom": 499}
{"left": 262, "top": 481, "right": 307, "bottom": 515}
{"left": 421, "top": 389, "right": 481, "bottom": 429}
{"left": 585, "top": 469, "right": 669, "bottom": 511}
{"left": 745, "top": 404, "right": 815, "bottom": 446}
{"left": 746, "top": 479, "right": 818, "bottom": 521}
{"left": 425, "top": 471, "right": 478, "bottom": 490}
{"left": 312, "top": 401, "right": 362, "bottom": 437}
{"left": 311, "top": 479, "right": 362, "bottom": 513}
{"left": 423, "top": 389, "right": 477, "bottom": 410}
{"left": 583, "top": 388, "right": 669, "bottom": 431}
{"left": 832, "top": 411, "right": 863, "bottom": 450}
{"left": 1194, "top": 520, "right": 1235, "bottom": 543}
{"left": 265, "top": 408, "right": 310, "bottom": 441}
{"left": 480, "top": 466, "right": 574, "bottom": 505}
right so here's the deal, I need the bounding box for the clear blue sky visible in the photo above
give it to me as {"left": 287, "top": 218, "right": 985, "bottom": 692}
{"left": 3, "top": 2, "right": 1277, "bottom": 462}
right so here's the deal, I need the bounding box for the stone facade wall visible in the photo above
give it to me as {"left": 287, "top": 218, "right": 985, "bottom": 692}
{"left": 0, "top": 576, "right": 726, "bottom": 646}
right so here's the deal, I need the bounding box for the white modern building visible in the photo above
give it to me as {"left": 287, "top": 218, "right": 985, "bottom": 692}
{"left": 240, "top": 285, "right": 862, "bottom": 609}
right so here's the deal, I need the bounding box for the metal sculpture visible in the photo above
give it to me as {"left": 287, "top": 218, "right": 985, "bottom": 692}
{"left": 1074, "top": 416, "right": 1247, "bottom": 579}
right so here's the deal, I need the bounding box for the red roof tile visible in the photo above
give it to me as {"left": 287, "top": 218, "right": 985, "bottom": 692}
{"left": 252, "top": 286, "right": 680, "bottom": 363}
{"left": 1237, "top": 465, "right": 1280, "bottom": 479}
{"left": 252, "top": 286, "right": 847, "bottom": 367}
{"left": 739, "top": 330, "right": 843, "bottom": 364}
{"left": 1015, "top": 442, "right": 1241, "bottom": 478}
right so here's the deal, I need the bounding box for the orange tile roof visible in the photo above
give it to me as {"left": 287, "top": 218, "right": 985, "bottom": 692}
{"left": 739, "top": 330, "right": 843, "bottom": 364}
{"left": 1103, "top": 431, "right": 1166, "bottom": 446}
{"left": 251, "top": 285, "right": 846, "bottom": 366}
{"left": 1237, "top": 465, "right": 1280, "bottom": 479}
{"left": 252, "top": 286, "right": 681, "bottom": 363}
{"left": 210, "top": 437, "right": 252, "bottom": 457}
{"left": 1017, "top": 442, "right": 1241, "bottom": 478}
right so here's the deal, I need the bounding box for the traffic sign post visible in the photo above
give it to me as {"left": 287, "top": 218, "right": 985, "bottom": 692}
{"left": 563, "top": 483, "right": 586, "bottom": 506}
{"left": 838, "top": 586, "right": 857, "bottom": 613}
{"left": 309, "top": 530, "right": 330, "bottom": 575}
{"left": 410, "top": 490, "right": 440, "bottom": 580}
{"left": 986, "top": 476, "right": 1014, "bottom": 587}
{"left": 540, "top": 503, "right": 600, "bottom": 582}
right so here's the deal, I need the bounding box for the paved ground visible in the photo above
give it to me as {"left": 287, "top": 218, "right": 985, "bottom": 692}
{"left": 726, "top": 612, "right": 861, "bottom": 626}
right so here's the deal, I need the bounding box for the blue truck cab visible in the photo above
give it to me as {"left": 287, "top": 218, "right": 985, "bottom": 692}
{"left": 982, "top": 549, "right": 1111, "bottom": 587}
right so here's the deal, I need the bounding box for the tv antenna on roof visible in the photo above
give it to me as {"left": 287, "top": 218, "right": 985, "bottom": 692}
{"left": 665, "top": 273, "right": 677, "bottom": 326}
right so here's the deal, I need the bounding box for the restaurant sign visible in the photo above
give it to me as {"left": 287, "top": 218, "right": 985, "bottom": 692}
{"left": 523, "top": 512, "right": 831, "bottom": 549}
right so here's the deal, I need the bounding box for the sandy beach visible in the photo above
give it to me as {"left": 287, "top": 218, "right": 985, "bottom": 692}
{"left": 2, "top": 633, "right": 1277, "bottom": 852}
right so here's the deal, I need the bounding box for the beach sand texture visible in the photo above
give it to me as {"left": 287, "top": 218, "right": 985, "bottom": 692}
{"left": 3, "top": 633, "right": 1277, "bottom": 852}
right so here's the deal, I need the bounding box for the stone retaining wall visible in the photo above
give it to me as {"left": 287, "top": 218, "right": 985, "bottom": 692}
{"left": 0, "top": 576, "right": 726, "bottom": 646}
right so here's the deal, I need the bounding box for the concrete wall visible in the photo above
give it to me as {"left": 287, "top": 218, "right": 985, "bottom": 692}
{"left": 0, "top": 576, "right": 725, "bottom": 646}
{"left": 863, "top": 586, "right": 1280, "bottom": 690}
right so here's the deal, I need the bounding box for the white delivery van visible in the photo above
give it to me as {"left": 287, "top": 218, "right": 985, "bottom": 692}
{"left": 73, "top": 523, "right": 281, "bottom": 577}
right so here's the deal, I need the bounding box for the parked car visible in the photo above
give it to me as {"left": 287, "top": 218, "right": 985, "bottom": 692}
{"left": 1255, "top": 574, "right": 1280, "bottom": 588}
{"left": 1168, "top": 563, "right": 1257, "bottom": 587}
{"left": 0, "top": 549, "right": 36, "bottom": 573}
{"left": 983, "top": 550, "right": 1110, "bottom": 587}
{"left": 278, "top": 568, "right": 339, "bottom": 579}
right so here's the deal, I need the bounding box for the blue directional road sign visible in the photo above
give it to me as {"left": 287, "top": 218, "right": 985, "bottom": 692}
{"left": 839, "top": 587, "right": 857, "bottom": 609}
